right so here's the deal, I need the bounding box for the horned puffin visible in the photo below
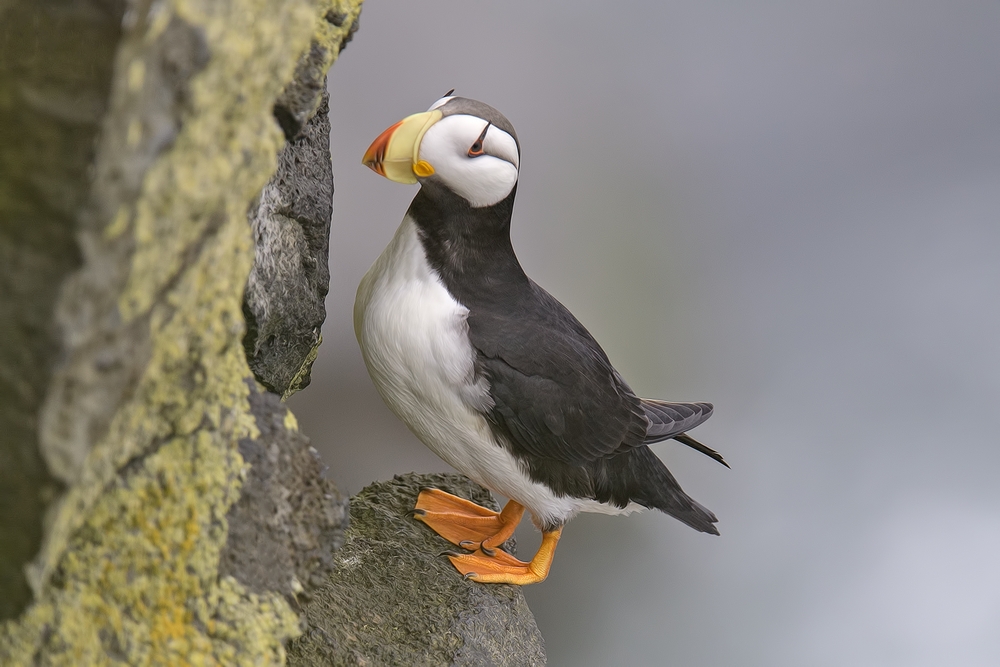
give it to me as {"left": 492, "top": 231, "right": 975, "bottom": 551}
{"left": 354, "top": 93, "right": 726, "bottom": 585}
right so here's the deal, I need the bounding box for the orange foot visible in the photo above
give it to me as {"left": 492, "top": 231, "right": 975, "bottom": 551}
{"left": 447, "top": 527, "right": 563, "bottom": 585}
{"left": 411, "top": 488, "right": 523, "bottom": 551}
{"left": 410, "top": 488, "right": 562, "bottom": 585}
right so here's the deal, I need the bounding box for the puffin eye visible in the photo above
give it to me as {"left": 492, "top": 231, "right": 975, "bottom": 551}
{"left": 468, "top": 123, "right": 490, "bottom": 157}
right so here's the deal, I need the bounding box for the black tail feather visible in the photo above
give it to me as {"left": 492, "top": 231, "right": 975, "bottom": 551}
{"left": 589, "top": 446, "right": 719, "bottom": 535}
{"left": 673, "top": 433, "right": 730, "bottom": 468}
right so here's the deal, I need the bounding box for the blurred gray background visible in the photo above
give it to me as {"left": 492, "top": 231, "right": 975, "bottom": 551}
{"left": 287, "top": 1, "right": 1000, "bottom": 665}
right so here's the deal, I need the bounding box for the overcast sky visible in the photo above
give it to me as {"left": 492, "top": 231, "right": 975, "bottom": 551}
{"left": 288, "top": 2, "right": 1000, "bottom": 664}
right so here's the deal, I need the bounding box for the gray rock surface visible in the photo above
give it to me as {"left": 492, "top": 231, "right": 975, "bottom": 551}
{"left": 288, "top": 473, "right": 547, "bottom": 666}
{"left": 219, "top": 382, "right": 349, "bottom": 601}
{"left": 244, "top": 92, "right": 334, "bottom": 399}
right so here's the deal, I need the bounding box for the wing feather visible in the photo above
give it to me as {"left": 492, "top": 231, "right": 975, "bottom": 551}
{"left": 467, "top": 282, "right": 722, "bottom": 469}
{"left": 470, "top": 283, "right": 648, "bottom": 465}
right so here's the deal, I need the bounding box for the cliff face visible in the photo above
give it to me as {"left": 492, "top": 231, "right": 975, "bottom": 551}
{"left": 0, "top": 0, "right": 357, "bottom": 661}
{"left": 0, "top": 0, "right": 545, "bottom": 664}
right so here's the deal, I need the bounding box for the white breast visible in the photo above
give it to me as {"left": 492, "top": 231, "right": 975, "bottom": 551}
{"left": 354, "top": 217, "right": 642, "bottom": 527}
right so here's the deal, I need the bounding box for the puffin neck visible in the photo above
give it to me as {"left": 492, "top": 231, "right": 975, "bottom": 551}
{"left": 407, "top": 183, "right": 530, "bottom": 301}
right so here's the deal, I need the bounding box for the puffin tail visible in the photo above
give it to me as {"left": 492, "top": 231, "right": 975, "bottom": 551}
{"left": 592, "top": 446, "right": 720, "bottom": 535}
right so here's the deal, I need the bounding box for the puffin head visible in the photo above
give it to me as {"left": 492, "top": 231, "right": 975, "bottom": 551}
{"left": 363, "top": 94, "right": 520, "bottom": 208}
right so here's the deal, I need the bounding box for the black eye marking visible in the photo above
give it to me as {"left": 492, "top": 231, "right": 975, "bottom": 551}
{"left": 468, "top": 123, "right": 490, "bottom": 157}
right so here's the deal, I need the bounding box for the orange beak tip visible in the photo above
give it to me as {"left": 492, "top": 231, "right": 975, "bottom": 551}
{"left": 363, "top": 119, "right": 404, "bottom": 177}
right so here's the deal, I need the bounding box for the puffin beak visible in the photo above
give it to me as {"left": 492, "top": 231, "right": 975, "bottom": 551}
{"left": 362, "top": 109, "right": 443, "bottom": 184}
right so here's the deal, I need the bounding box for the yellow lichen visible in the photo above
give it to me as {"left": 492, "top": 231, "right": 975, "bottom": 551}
{"left": 282, "top": 334, "right": 322, "bottom": 401}
{"left": 312, "top": 0, "right": 364, "bottom": 80}
{"left": 284, "top": 409, "right": 300, "bottom": 433}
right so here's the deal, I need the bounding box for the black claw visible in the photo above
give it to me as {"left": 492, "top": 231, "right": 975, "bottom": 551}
{"left": 439, "top": 550, "right": 462, "bottom": 558}
{"left": 405, "top": 509, "right": 426, "bottom": 518}
{"left": 462, "top": 572, "right": 477, "bottom": 581}
{"left": 459, "top": 540, "right": 477, "bottom": 549}
{"left": 480, "top": 544, "right": 496, "bottom": 557}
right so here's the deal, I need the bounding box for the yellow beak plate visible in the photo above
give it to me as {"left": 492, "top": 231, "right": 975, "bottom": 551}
{"left": 362, "top": 109, "right": 443, "bottom": 184}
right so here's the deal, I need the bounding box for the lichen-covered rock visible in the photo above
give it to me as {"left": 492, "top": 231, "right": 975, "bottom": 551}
{"left": 0, "top": 0, "right": 362, "bottom": 662}
{"left": 0, "top": 0, "right": 124, "bottom": 621}
{"left": 287, "top": 473, "right": 547, "bottom": 667}
{"left": 273, "top": 0, "right": 362, "bottom": 140}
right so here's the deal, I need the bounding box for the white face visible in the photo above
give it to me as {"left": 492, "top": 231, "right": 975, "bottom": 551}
{"left": 418, "top": 114, "right": 520, "bottom": 208}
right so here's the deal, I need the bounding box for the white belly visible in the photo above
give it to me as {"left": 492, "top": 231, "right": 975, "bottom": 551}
{"left": 354, "top": 217, "right": 642, "bottom": 526}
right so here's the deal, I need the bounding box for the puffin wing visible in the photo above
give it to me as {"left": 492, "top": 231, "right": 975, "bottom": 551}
{"left": 469, "top": 283, "right": 649, "bottom": 466}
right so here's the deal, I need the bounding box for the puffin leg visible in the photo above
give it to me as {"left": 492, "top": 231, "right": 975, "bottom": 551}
{"left": 447, "top": 526, "right": 563, "bottom": 585}
{"left": 412, "top": 488, "right": 524, "bottom": 547}
{"left": 474, "top": 500, "right": 523, "bottom": 554}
